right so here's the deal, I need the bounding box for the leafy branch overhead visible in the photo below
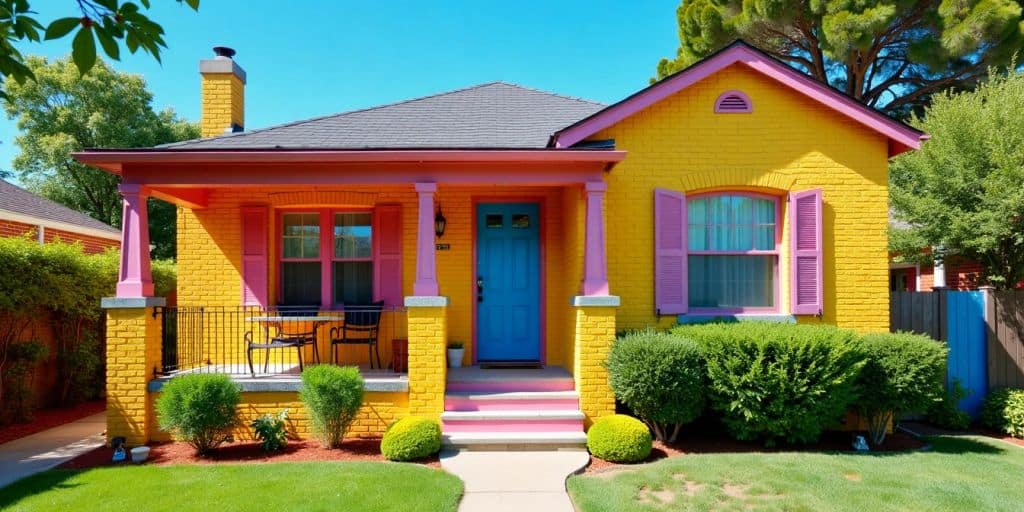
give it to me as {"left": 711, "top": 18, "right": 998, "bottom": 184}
{"left": 0, "top": 0, "right": 198, "bottom": 97}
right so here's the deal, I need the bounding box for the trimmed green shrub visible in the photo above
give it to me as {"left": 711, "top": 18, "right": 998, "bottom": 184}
{"left": 300, "top": 365, "right": 364, "bottom": 448}
{"left": 854, "top": 332, "right": 948, "bottom": 445}
{"left": 587, "top": 414, "right": 652, "bottom": 463}
{"left": 674, "top": 322, "right": 864, "bottom": 445}
{"left": 606, "top": 330, "right": 705, "bottom": 442}
{"left": 251, "top": 409, "right": 289, "bottom": 451}
{"left": 981, "top": 388, "right": 1024, "bottom": 438}
{"left": 927, "top": 379, "right": 972, "bottom": 431}
{"left": 157, "top": 373, "right": 240, "bottom": 454}
{"left": 381, "top": 416, "right": 442, "bottom": 461}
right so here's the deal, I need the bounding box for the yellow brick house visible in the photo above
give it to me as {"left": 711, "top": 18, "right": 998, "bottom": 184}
{"left": 78, "top": 42, "right": 923, "bottom": 448}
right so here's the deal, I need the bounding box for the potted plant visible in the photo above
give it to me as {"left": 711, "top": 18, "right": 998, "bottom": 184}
{"left": 447, "top": 342, "right": 465, "bottom": 368}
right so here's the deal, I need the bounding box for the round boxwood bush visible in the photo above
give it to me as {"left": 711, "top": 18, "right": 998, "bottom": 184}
{"left": 300, "top": 365, "right": 364, "bottom": 448}
{"left": 606, "top": 330, "right": 705, "bottom": 442}
{"left": 981, "top": 388, "right": 1024, "bottom": 438}
{"left": 381, "top": 416, "right": 442, "bottom": 461}
{"left": 156, "top": 373, "right": 241, "bottom": 454}
{"left": 587, "top": 414, "right": 652, "bottom": 463}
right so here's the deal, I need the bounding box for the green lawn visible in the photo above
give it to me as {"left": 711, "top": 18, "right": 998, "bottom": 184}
{"left": 0, "top": 461, "right": 462, "bottom": 512}
{"left": 568, "top": 435, "right": 1024, "bottom": 512}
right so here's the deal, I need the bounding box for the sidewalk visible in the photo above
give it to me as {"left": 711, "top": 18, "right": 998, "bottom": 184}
{"left": 440, "top": 449, "right": 590, "bottom": 512}
{"left": 0, "top": 413, "right": 105, "bottom": 489}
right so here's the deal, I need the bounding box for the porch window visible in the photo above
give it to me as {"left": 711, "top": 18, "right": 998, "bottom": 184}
{"left": 279, "top": 210, "right": 374, "bottom": 307}
{"left": 687, "top": 194, "right": 778, "bottom": 310}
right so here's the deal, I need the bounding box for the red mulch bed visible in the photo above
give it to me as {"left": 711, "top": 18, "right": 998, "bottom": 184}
{"left": 60, "top": 438, "right": 440, "bottom": 470}
{"left": 584, "top": 425, "right": 927, "bottom": 475}
{"left": 0, "top": 400, "right": 104, "bottom": 445}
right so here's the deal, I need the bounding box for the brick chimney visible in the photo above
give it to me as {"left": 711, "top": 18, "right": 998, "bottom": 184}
{"left": 199, "top": 46, "right": 246, "bottom": 137}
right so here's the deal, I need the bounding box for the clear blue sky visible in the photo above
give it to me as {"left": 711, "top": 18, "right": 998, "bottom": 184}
{"left": 0, "top": 1, "right": 681, "bottom": 180}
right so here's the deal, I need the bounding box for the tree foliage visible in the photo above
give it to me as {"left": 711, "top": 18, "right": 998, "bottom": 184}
{"left": 657, "top": 1, "right": 1024, "bottom": 117}
{"left": 0, "top": 0, "right": 198, "bottom": 98}
{"left": 4, "top": 56, "right": 199, "bottom": 258}
{"left": 890, "top": 67, "right": 1024, "bottom": 288}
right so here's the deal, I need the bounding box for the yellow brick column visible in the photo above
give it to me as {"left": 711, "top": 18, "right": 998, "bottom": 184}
{"left": 572, "top": 296, "right": 619, "bottom": 428}
{"left": 405, "top": 296, "right": 448, "bottom": 418}
{"left": 102, "top": 297, "right": 165, "bottom": 446}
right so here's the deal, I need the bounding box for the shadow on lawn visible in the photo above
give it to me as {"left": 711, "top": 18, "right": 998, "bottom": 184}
{"left": 0, "top": 469, "right": 84, "bottom": 509}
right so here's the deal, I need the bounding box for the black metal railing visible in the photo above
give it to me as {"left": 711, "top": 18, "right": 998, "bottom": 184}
{"left": 156, "top": 305, "right": 408, "bottom": 376}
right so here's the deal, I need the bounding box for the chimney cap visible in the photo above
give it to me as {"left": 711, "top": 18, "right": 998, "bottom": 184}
{"left": 213, "top": 46, "right": 236, "bottom": 59}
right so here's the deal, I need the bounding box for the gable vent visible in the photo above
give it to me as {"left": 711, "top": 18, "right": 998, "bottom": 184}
{"left": 714, "top": 90, "right": 752, "bottom": 113}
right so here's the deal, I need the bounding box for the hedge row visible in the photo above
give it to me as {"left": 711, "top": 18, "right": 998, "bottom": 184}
{"left": 607, "top": 322, "right": 948, "bottom": 446}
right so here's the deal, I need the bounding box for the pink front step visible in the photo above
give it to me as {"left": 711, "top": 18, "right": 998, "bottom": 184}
{"left": 441, "top": 419, "right": 583, "bottom": 433}
{"left": 444, "top": 396, "right": 579, "bottom": 411}
{"left": 445, "top": 378, "right": 574, "bottom": 393}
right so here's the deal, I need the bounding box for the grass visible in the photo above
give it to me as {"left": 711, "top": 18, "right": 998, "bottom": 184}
{"left": 568, "top": 435, "right": 1024, "bottom": 512}
{"left": 0, "top": 461, "right": 462, "bottom": 512}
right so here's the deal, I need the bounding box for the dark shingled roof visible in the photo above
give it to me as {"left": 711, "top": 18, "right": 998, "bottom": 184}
{"left": 160, "top": 82, "right": 606, "bottom": 150}
{"left": 0, "top": 179, "right": 119, "bottom": 234}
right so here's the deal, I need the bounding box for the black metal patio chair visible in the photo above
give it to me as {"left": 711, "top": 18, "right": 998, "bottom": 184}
{"left": 330, "top": 302, "right": 385, "bottom": 369}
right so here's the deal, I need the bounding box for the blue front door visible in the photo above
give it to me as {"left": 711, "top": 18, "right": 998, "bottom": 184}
{"left": 476, "top": 203, "right": 541, "bottom": 362}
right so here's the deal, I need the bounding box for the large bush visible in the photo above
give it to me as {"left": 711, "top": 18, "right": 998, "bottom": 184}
{"left": 381, "top": 416, "right": 442, "bottom": 461}
{"left": 981, "top": 388, "right": 1024, "bottom": 438}
{"left": 674, "top": 322, "right": 864, "bottom": 445}
{"left": 606, "top": 330, "right": 705, "bottom": 442}
{"left": 157, "top": 373, "right": 240, "bottom": 454}
{"left": 300, "top": 365, "right": 364, "bottom": 448}
{"left": 854, "top": 332, "right": 947, "bottom": 444}
{"left": 587, "top": 414, "right": 652, "bottom": 463}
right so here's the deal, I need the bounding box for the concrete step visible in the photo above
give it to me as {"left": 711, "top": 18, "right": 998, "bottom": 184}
{"left": 444, "top": 390, "right": 580, "bottom": 411}
{"left": 442, "top": 431, "right": 588, "bottom": 450}
{"left": 441, "top": 410, "right": 584, "bottom": 433}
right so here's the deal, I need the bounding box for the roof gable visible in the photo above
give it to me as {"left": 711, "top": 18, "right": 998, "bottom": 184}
{"left": 551, "top": 41, "right": 925, "bottom": 156}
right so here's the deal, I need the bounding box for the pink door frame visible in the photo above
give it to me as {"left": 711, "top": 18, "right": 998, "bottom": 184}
{"left": 470, "top": 196, "right": 548, "bottom": 366}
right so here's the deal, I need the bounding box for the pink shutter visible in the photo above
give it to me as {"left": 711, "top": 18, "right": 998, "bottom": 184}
{"left": 240, "top": 206, "right": 268, "bottom": 308}
{"left": 790, "top": 189, "right": 823, "bottom": 315}
{"left": 373, "top": 205, "right": 403, "bottom": 306}
{"left": 654, "top": 189, "right": 687, "bottom": 315}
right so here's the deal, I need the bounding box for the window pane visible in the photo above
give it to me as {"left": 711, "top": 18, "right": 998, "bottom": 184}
{"left": 334, "top": 213, "right": 372, "bottom": 259}
{"left": 688, "top": 255, "right": 774, "bottom": 308}
{"left": 281, "top": 262, "right": 321, "bottom": 306}
{"left": 333, "top": 261, "right": 373, "bottom": 305}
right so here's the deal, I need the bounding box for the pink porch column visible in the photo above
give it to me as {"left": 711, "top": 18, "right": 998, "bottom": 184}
{"left": 116, "top": 183, "right": 154, "bottom": 297}
{"left": 413, "top": 182, "right": 440, "bottom": 296}
{"left": 582, "top": 181, "right": 609, "bottom": 296}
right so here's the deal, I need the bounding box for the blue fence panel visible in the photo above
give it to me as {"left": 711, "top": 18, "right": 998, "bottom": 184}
{"left": 946, "top": 291, "right": 988, "bottom": 417}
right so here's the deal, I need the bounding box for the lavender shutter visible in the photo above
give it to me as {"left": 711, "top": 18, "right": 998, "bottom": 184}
{"left": 789, "top": 189, "right": 823, "bottom": 315}
{"left": 240, "top": 206, "right": 268, "bottom": 307}
{"left": 373, "top": 205, "right": 403, "bottom": 307}
{"left": 654, "top": 189, "right": 687, "bottom": 315}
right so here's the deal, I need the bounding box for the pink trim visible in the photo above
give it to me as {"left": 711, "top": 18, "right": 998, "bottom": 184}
{"left": 789, "top": 189, "right": 823, "bottom": 315}
{"left": 115, "top": 183, "right": 154, "bottom": 297}
{"left": 413, "top": 183, "right": 439, "bottom": 296}
{"left": 582, "top": 181, "right": 609, "bottom": 295}
{"left": 714, "top": 90, "right": 753, "bottom": 113}
{"left": 75, "top": 149, "right": 627, "bottom": 173}
{"left": 686, "top": 191, "right": 782, "bottom": 314}
{"left": 470, "top": 196, "right": 548, "bottom": 367}
{"left": 553, "top": 43, "right": 924, "bottom": 156}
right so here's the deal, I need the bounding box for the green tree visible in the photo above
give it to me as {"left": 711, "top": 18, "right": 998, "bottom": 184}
{"left": 0, "top": 0, "right": 198, "bottom": 98}
{"left": 4, "top": 56, "right": 198, "bottom": 258}
{"left": 657, "top": 1, "right": 1024, "bottom": 116}
{"left": 890, "top": 66, "right": 1024, "bottom": 288}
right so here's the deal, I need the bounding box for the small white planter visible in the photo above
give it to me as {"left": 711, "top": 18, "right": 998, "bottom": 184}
{"left": 447, "top": 348, "right": 465, "bottom": 368}
{"left": 130, "top": 446, "right": 150, "bottom": 464}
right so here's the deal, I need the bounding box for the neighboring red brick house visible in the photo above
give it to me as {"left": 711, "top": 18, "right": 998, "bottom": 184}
{"left": 0, "top": 179, "right": 120, "bottom": 253}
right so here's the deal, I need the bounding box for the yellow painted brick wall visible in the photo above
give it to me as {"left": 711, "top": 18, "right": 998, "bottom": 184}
{"left": 200, "top": 73, "right": 244, "bottom": 138}
{"left": 407, "top": 306, "right": 446, "bottom": 417}
{"left": 150, "top": 390, "right": 408, "bottom": 442}
{"left": 595, "top": 65, "right": 890, "bottom": 332}
{"left": 573, "top": 306, "right": 616, "bottom": 426}
{"left": 106, "top": 307, "right": 162, "bottom": 446}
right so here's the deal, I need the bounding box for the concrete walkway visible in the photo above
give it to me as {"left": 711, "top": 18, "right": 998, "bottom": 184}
{"left": 440, "top": 449, "right": 590, "bottom": 512}
{"left": 0, "top": 413, "right": 106, "bottom": 489}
